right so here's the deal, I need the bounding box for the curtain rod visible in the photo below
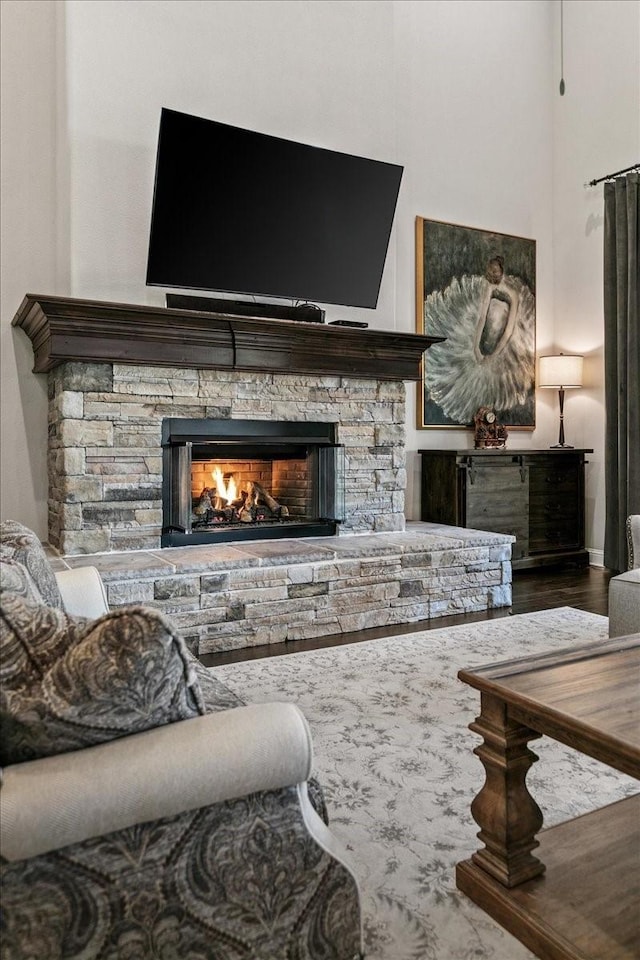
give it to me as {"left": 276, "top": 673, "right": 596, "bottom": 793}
{"left": 584, "top": 163, "right": 640, "bottom": 187}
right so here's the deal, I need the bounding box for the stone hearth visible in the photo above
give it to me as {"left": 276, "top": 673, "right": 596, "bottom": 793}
{"left": 17, "top": 295, "right": 512, "bottom": 651}
{"left": 51, "top": 523, "right": 514, "bottom": 655}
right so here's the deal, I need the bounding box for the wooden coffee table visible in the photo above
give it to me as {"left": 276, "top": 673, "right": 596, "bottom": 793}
{"left": 456, "top": 634, "right": 640, "bottom": 960}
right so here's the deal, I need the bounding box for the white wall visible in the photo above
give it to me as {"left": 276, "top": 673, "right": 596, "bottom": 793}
{"left": 551, "top": 0, "right": 640, "bottom": 563}
{"left": 0, "top": 0, "right": 67, "bottom": 537}
{"left": 2, "top": 0, "right": 636, "bottom": 555}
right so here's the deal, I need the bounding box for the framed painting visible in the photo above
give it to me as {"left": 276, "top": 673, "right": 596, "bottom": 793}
{"left": 416, "top": 217, "right": 536, "bottom": 429}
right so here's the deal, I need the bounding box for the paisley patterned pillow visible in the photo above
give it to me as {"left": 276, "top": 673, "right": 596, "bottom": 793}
{"left": 0, "top": 596, "right": 205, "bottom": 765}
{"left": 0, "top": 556, "right": 46, "bottom": 608}
{"left": 0, "top": 588, "right": 89, "bottom": 689}
{"left": 0, "top": 521, "right": 63, "bottom": 609}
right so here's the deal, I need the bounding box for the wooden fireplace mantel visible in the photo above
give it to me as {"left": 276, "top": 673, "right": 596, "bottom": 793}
{"left": 13, "top": 294, "right": 443, "bottom": 382}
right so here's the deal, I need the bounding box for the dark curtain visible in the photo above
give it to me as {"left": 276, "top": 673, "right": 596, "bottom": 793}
{"left": 603, "top": 172, "right": 640, "bottom": 571}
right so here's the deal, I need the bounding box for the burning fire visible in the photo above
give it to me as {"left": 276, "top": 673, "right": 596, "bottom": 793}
{"left": 212, "top": 467, "right": 237, "bottom": 504}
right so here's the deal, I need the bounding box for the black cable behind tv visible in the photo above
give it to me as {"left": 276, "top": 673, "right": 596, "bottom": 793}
{"left": 166, "top": 293, "right": 326, "bottom": 323}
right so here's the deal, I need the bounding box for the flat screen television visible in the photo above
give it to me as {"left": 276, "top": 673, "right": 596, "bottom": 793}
{"left": 146, "top": 108, "right": 403, "bottom": 310}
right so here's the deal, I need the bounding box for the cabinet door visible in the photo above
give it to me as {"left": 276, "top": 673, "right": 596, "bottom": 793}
{"left": 528, "top": 455, "right": 584, "bottom": 554}
{"left": 462, "top": 460, "right": 529, "bottom": 560}
{"left": 421, "top": 454, "right": 460, "bottom": 525}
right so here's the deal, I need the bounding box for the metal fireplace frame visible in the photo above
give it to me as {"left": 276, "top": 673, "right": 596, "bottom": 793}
{"left": 161, "top": 418, "right": 344, "bottom": 547}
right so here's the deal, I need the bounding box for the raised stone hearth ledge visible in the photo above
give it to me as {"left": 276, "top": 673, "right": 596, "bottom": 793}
{"left": 12, "top": 293, "right": 441, "bottom": 380}
{"left": 50, "top": 523, "right": 514, "bottom": 655}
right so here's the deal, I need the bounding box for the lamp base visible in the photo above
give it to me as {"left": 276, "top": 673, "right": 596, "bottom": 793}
{"left": 550, "top": 443, "right": 574, "bottom": 449}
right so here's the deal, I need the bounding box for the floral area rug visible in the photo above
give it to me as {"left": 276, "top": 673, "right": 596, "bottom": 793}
{"left": 213, "top": 608, "right": 637, "bottom": 960}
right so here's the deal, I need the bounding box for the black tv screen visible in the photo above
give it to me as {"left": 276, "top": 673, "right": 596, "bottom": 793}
{"left": 146, "top": 108, "right": 403, "bottom": 309}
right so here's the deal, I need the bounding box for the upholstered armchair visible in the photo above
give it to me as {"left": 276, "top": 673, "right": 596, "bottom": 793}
{"left": 0, "top": 521, "right": 362, "bottom": 960}
{"left": 608, "top": 515, "right": 640, "bottom": 637}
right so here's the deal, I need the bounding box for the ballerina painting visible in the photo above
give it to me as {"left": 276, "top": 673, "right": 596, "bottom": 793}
{"left": 416, "top": 217, "right": 536, "bottom": 429}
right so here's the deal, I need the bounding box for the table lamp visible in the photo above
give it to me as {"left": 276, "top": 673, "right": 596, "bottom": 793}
{"left": 538, "top": 353, "right": 583, "bottom": 448}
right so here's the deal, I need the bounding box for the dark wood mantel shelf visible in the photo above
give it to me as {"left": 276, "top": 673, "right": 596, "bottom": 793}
{"left": 13, "top": 294, "right": 443, "bottom": 382}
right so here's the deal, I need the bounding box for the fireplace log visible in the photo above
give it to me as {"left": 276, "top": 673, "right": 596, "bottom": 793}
{"left": 245, "top": 481, "right": 289, "bottom": 518}
{"left": 193, "top": 490, "right": 213, "bottom": 516}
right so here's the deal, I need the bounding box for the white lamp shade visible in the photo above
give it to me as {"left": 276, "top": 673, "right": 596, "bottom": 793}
{"left": 538, "top": 354, "right": 583, "bottom": 389}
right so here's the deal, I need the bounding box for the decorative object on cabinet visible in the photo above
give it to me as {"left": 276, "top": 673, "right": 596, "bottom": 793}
{"left": 415, "top": 217, "right": 536, "bottom": 430}
{"left": 419, "top": 448, "right": 593, "bottom": 569}
{"left": 473, "top": 406, "right": 508, "bottom": 448}
{"left": 538, "top": 353, "right": 584, "bottom": 448}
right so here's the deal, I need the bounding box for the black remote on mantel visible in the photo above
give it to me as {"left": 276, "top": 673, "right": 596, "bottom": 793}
{"left": 328, "top": 320, "right": 369, "bottom": 328}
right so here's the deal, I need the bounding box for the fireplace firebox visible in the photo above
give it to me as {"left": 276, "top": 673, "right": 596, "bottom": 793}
{"left": 162, "top": 419, "right": 345, "bottom": 547}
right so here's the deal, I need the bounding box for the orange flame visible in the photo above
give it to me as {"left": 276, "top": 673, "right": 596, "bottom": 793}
{"left": 212, "top": 467, "right": 237, "bottom": 504}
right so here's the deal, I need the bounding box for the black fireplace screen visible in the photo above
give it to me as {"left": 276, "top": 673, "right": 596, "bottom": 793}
{"left": 162, "top": 419, "right": 344, "bottom": 546}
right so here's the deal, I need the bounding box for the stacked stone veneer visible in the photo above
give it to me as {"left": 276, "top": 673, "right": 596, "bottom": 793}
{"left": 55, "top": 523, "right": 514, "bottom": 655}
{"left": 48, "top": 362, "right": 407, "bottom": 555}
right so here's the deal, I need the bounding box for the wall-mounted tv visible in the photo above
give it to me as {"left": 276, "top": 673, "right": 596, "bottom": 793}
{"left": 146, "top": 108, "right": 403, "bottom": 310}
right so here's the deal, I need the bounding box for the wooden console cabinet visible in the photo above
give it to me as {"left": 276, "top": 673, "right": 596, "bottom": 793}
{"left": 419, "top": 449, "right": 593, "bottom": 570}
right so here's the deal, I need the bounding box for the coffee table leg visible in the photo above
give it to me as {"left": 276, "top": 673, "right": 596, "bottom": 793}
{"left": 468, "top": 692, "right": 545, "bottom": 888}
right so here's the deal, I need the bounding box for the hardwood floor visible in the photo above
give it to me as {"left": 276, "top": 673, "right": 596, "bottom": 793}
{"left": 508, "top": 564, "right": 611, "bottom": 616}
{"left": 200, "top": 566, "right": 613, "bottom": 668}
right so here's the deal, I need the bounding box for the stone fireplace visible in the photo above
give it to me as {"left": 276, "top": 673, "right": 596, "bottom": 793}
{"left": 13, "top": 293, "right": 440, "bottom": 555}
{"left": 15, "top": 295, "right": 512, "bottom": 654}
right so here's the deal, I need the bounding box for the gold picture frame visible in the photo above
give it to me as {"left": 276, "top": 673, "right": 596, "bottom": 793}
{"left": 416, "top": 216, "right": 536, "bottom": 430}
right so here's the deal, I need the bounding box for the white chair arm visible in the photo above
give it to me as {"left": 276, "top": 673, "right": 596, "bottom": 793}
{"left": 55, "top": 566, "right": 109, "bottom": 618}
{"left": 0, "top": 702, "right": 313, "bottom": 862}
